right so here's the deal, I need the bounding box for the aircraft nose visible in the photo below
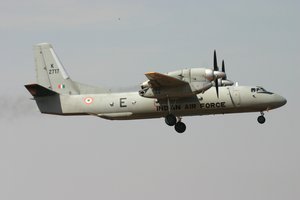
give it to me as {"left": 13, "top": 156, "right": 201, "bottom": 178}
{"left": 272, "top": 94, "right": 287, "bottom": 108}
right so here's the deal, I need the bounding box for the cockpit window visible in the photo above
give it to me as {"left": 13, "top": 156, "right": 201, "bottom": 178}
{"left": 256, "top": 87, "right": 267, "bottom": 93}
{"left": 257, "top": 87, "right": 268, "bottom": 93}
{"left": 251, "top": 86, "right": 273, "bottom": 94}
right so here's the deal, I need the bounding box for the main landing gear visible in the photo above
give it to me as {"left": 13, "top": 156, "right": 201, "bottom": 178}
{"left": 165, "top": 114, "right": 177, "bottom": 126}
{"left": 165, "top": 114, "right": 186, "bottom": 133}
{"left": 257, "top": 112, "right": 266, "bottom": 124}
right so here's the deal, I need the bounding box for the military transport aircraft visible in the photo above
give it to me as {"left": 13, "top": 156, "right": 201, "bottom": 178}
{"left": 25, "top": 43, "right": 287, "bottom": 133}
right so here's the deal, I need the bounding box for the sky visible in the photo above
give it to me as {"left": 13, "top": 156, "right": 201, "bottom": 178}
{"left": 1, "top": 1, "right": 299, "bottom": 200}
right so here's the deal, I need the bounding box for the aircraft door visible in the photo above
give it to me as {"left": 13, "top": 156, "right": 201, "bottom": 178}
{"left": 229, "top": 87, "right": 241, "bottom": 107}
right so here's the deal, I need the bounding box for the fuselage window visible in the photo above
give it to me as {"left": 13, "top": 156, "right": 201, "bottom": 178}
{"left": 251, "top": 88, "right": 256, "bottom": 93}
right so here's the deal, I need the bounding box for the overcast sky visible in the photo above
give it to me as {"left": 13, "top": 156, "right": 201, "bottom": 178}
{"left": 1, "top": 1, "right": 299, "bottom": 200}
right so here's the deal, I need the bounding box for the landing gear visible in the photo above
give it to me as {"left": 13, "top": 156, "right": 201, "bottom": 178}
{"left": 257, "top": 112, "right": 266, "bottom": 124}
{"left": 165, "top": 114, "right": 177, "bottom": 126}
{"left": 164, "top": 98, "right": 186, "bottom": 133}
{"left": 164, "top": 114, "right": 187, "bottom": 133}
{"left": 175, "top": 122, "right": 186, "bottom": 133}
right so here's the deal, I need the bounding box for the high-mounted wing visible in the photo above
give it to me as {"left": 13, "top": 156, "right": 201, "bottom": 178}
{"left": 140, "top": 72, "right": 201, "bottom": 99}
{"left": 145, "top": 72, "right": 188, "bottom": 88}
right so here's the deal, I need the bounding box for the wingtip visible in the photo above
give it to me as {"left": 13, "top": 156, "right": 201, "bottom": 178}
{"left": 145, "top": 72, "right": 157, "bottom": 75}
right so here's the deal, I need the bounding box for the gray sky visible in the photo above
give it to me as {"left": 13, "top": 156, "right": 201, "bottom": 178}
{"left": 1, "top": 1, "right": 299, "bottom": 200}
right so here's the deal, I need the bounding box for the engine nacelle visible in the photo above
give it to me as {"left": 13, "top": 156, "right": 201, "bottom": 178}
{"left": 221, "top": 79, "right": 234, "bottom": 86}
{"left": 205, "top": 69, "right": 215, "bottom": 81}
{"left": 213, "top": 79, "right": 234, "bottom": 86}
{"left": 166, "top": 68, "right": 226, "bottom": 83}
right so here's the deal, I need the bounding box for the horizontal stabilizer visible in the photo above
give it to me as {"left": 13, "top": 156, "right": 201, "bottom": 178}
{"left": 25, "top": 84, "right": 58, "bottom": 97}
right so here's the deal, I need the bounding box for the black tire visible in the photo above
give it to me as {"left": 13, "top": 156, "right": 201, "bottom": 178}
{"left": 175, "top": 122, "right": 186, "bottom": 133}
{"left": 257, "top": 115, "right": 266, "bottom": 124}
{"left": 165, "top": 114, "right": 177, "bottom": 126}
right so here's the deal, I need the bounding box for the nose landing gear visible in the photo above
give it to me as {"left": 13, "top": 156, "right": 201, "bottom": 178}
{"left": 164, "top": 114, "right": 186, "bottom": 133}
{"left": 257, "top": 112, "right": 266, "bottom": 124}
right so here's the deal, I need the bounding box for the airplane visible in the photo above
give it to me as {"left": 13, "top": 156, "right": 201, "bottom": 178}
{"left": 25, "top": 43, "right": 287, "bottom": 133}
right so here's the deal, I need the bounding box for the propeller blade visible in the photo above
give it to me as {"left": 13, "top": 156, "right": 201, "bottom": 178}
{"left": 214, "top": 50, "right": 219, "bottom": 71}
{"left": 222, "top": 60, "right": 227, "bottom": 80}
{"left": 213, "top": 50, "right": 220, "bottom": 98}
{"left": 222, "top": 60, "right": 225, "bottom": 72}
{"left": 215, "top": 78, "right": 219, "bottom": 98}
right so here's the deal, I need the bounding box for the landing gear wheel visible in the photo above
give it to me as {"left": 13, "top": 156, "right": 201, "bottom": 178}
{"left": 165, "top": 114, "right": 177, "bottom": 126}
{"left": 257, "top": 115, "right": 266, "bottom": 124}
{"left": 175, "top": 122, "right": 186, "bottom": 133}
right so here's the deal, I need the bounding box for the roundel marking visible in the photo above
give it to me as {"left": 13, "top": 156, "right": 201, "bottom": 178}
{"left": 84, "top": 97, "right": 94, "bottom": 105}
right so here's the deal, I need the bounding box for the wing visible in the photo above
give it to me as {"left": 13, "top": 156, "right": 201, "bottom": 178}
{"left": 140, "top": 71, "right": 213, "bottom": 99}
{"left": 145, "top": 72, "right": 188, "bottom": 88}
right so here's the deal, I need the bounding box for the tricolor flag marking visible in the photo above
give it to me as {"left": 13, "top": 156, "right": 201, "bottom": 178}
{"left": 58, "top": 84, "right": 65, "bottom": 89}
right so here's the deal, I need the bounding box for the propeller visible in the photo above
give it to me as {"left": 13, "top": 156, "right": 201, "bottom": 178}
{"left": 205, "top": 50, "right": 227, "bottom": 97}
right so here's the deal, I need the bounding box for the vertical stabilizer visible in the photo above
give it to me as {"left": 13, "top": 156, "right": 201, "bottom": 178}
{"left": 34, "top": 43, "right": 79, "bottom": 94}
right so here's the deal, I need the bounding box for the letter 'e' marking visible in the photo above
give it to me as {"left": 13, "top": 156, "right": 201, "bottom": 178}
{"left": 120, "top": 98, "right": 127, "bottom": 107}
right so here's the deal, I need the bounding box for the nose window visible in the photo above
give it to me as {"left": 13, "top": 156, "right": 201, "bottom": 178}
{"left": 251, "top": 88, "right": 256, "bottom": 93}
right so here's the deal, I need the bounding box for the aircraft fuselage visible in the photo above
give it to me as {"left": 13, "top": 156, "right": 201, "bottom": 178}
{"left": 26, "top": 43, "right": 287, "bottom": 133}
{"left": 37, "top": 85, "right": 286, "bottom": 120}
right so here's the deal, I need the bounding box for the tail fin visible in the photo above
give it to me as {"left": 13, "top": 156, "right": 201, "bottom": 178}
{"left": 26, "top": 43, "right": 108, "bottom": 115}
{"left": 34, "top": 43, "right": 79, "bottom": 95}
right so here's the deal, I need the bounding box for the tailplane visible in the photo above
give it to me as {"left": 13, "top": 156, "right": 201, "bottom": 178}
{"left": 25, "top": 83, "right": 58, "bottom": 97}
{"left": 24, "top": 83, "right": 62, "bottom": 114}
